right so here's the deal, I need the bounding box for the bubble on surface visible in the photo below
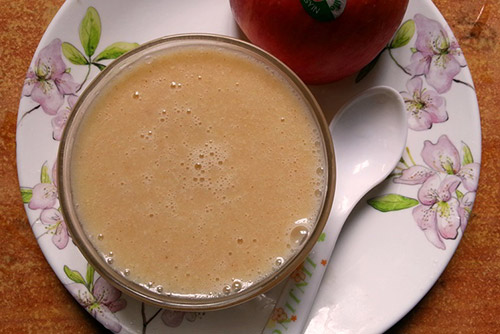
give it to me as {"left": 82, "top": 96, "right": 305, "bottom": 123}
{"left": 290, "top": 225, "right": 309, "bottom": 248}
{"left": 232, "top": 280, "right": 242, "bottom": 291}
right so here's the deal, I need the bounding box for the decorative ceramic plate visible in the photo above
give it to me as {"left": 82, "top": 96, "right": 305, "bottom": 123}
{"left": 16, "top": 0, "right": 481, "bottom": 333}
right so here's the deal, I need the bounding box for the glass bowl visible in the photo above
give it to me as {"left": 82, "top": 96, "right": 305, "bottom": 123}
{"left": 58, "top": 34, "right": 335, "bottom": 311}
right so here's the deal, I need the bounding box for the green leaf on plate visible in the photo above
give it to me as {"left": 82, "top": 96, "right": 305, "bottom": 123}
{"left": 40, "top": 162, "right": 51, "bottom": 184}
{"left": 20, "top": 188, "right": 33, "bottom": 203}
{"left": 64, "top": 265, "right": 86, "bottom": 285}
{"left": 456, "top": 189, "right": 464, "bottom": 200}
{"left": 367, "top": 193, "right": 419, "bottom": 212}
{"left": 79, "top": 7, "right": 101, "bottom": 57}
{"left": 92, "top": 62, "right": 106, "bottom": 71}
{"left": 389, "top": 19, "right": 415, "bottom": 49}
{"left": 462, "top": 142, "right": 474, "bottom": 165}
{"left": 317, "top": 232, "right": 326, "bottom": 242}
{"left": 86, "top": 263, "right": 95, "bottom": 286}
{"left": 93, "top": 42, "right": 140, "bottom": 62}
{"left": 61, "top": 42, "right": 88, "bottom": 65}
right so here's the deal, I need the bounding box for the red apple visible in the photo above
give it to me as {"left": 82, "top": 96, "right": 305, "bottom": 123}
{"left": 230, "top": 0, "right": 409, "bottom": 84}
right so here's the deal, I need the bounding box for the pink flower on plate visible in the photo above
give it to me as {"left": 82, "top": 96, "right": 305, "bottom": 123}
{"left": 406, "top": 14, "right": 466, "bottom": 94}
{"left": 395, "top": 135, "right": 479, "bottom": 193}
{"left": 52, "top": 94, "right": 78, "bottom": 141}
{"left": 400, "top": 77, "right": 448, "bottom": 131}
{"left": 28, "top": 162, "right": 58, "bottom": 210}
{"left": 23, "top": 38, "right": 79, "bottom": 115}
{"left": 413, "top": 174, "right": 461, "bottom": 249}
{"left": 422, "top": 135, "right": 461, "bottom": 174}
{"left": 160, "top": 310, "right": 200, "bottom": 328}
{"left": 393, "top": 164, "right": 436, "bottom": 185}
{"left": 161, "top": 310, "right": 186, "bottom": 328}
{"left": 66, "top": 277, "right": 126, "bottom": 333}
{"left": 458, "top": 191, "right": 476, "bottom": 233}
{"left": 422, "top": 135, "right": 479, "bottom": 191}
{"left": 28, "top": 183, "right": 57, "bottom": 210}
{"left": 40, "top": 208, "right": 69, "bottom": 249}
{"left": 394, "top": 135, "right": 479, "bottom": 249}
{"left": 457, "top": 161, "right": 480, "bottom": 192}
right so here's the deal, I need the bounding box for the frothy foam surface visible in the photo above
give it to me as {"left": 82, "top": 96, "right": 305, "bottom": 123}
{"left": 70, "top": 45, "right": 327, "bottom": 298}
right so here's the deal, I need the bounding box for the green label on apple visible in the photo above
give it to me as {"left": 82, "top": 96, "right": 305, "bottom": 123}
{"left": 300, "top": 0, "right": 346, "bottom": 22}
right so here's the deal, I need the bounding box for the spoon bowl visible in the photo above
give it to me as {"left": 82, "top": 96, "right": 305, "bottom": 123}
{"left": 331, "top": 86, "right": 408, "bottom": 219}
{"left": 263, "top": 86, "right": 407, "bottom": 334}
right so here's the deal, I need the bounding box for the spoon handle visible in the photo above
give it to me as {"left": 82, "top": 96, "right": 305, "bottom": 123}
{"left": 261, "top": 205, "right": 349, "bottom": 334}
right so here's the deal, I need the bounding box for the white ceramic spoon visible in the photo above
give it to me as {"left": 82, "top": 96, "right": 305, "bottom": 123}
{"left": 262, "top": 86, "right": 407, "bottom": 334}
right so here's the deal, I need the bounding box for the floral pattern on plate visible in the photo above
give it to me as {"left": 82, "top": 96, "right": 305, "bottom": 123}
{"left": 18, "top": 7, "right": 138, "bottom": 135}
{"left": 361, "top": 14, "right": 478, "bottom": 250}
{"left": 369, "top": 135, "right": 478, "bottom": 249}
{"left": 64, "top": 264, "right": 127, "bottom": 333}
